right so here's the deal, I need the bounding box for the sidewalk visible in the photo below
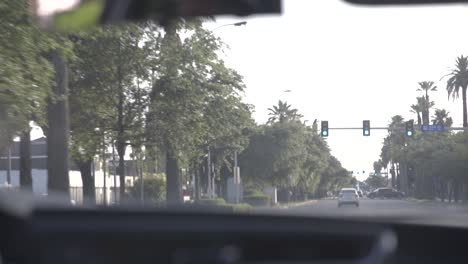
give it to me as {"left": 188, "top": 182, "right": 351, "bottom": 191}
{"left": 405, "top": 197, "right": 468, "bottom": 208}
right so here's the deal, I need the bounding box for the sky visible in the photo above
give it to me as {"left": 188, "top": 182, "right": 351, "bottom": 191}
{"left": 36, "top": 0, "right": 79, "bottom": 15}
{"left": 30, "top": 0, "right": 468, "bottom": 181}
{"left": 207, "top": 0, "right": 468, "bottom": 181}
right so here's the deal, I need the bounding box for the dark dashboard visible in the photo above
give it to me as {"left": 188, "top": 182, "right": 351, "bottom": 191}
{"left": 2, "top": 204, "right": 468, "bottom": 264}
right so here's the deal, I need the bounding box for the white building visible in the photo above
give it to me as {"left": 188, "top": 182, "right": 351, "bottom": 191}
{"left": 0, "top": 137, "right": 139, "bottom": 204}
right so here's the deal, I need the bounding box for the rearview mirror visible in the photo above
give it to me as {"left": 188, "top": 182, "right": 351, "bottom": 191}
{"left": 34, "top": 0, "right": 282, "bottom": 31}
{"left": 344, "top": 0, "right": 468, "bottom": 5}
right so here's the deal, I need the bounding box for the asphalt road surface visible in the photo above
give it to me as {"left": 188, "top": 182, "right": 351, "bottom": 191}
{"left": 278, "top": 198, "right": 468, "bottom": 224}
{"left": 292, "top": 198, "right": 436, "bottom": 214}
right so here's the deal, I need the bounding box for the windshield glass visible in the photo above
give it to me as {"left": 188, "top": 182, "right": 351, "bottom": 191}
{"left": 1, "top": 0, "right": 468, "bottom": 219}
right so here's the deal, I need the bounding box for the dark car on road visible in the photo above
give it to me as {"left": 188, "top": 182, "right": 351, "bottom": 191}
{"left": 368, "top": 188, "right": 404, "bottom": 199}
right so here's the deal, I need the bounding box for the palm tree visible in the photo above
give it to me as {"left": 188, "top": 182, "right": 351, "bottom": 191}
{"left": 432, "top": 109, "right": 453, "bottom": 128}
{"left": 410, "top": 104, "right": 422, "bottom": 126}
{"left": 411, "top": 96, "right": 433, "bottom": 126}
{"left": 417, "top": 81, "right": 437, "bottom": 125}
{"left": 418, "top": 81, "right": 437, "bottom": 100}
{"left": 267, "top": 100, "right": 303, "bottom": 124}
{"left": 445, "top": 56, "right": 468, "bottom": 127}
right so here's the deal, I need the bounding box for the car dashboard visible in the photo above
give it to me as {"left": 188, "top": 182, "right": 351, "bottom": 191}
{"left": 1, "top": 203, "right": 468, "bottom": 264}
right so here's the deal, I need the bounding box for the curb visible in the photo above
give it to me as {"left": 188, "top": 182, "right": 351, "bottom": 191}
{"left": 404, "top": 198, "right": 468, "bottom": 208}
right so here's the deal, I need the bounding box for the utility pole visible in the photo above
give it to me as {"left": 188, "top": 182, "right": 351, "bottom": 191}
{"left": 112, "top": 142, "right": 117, "bottom": 204}
{"left": 140, "top": 152, "right": 144, "bottom": 204}
{"left": 233, "top": 151, "right": 239, "bottom": 203}
{"left": 207, "top": 147, "right": 211, "bottom": 198}
{"left": 211, "top": 163, "right": 216, "bottom": 197}
{"left": 102, "top": 137, "right": 107, "bottom": 205}
{"left": 6, "top": 146, "right": 11, "bottom": 185}
{"left": 194, "top": 162, "right": 200, "bottom": 201}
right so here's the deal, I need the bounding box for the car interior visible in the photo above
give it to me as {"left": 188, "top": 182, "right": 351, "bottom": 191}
{"left": 3, "top": 1, "right": 468, "bottom": 264}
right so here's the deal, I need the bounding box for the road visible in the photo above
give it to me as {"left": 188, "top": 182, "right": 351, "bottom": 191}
{"left": 292, "top": 198, "right": 435, "bottom": 214}
{"left": 276, "top": 198, "right": 468, "bottom": 224}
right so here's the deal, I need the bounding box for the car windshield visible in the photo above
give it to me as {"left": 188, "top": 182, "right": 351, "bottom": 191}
{"left": 1, "top": 0, "right": 468, "bottom": 221}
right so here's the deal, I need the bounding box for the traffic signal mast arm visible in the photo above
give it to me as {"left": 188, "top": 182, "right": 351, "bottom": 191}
{"left": 318, "top": 120, "right": 468, "bottom": 138}
{"left": 323, "top": 126, "right": 468, "bottom": 131}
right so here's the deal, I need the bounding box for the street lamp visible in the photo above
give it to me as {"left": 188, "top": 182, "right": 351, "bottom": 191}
{"left": 212, "top": 21, "right": 247, "bottom": 31}
{"left": 283, "top": 89, "right": 292, "bottom": 103}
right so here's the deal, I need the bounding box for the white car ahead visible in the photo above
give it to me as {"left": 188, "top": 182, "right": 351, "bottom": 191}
{"left": 338, "top": 188, "right": 359, "bottom": 207}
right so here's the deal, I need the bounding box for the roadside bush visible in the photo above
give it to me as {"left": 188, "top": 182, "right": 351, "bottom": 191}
{"left": 243, "top": 188, "right": 264, "bottom": 197}
{"left": 243, "top": 194, "right": 271, "bottom": 206}
{"left": 232, "top": 203, "right": 252, "bottom": 213}
{"left": 191, "top": 199, "right": 251, "bottom": 213}
{"left": 130, "top": 177, "right": 166, "bottom": 204}
{"left": 197, "top": 198, "right": 227, "bottom": 206}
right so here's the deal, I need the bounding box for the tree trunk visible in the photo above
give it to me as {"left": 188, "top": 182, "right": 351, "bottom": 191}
{"left": 116, "top": 38, "right": 126, "bottom": 202}
{"left": 117, "top": 141, "right": 126, "bottom": 202}
{"left": 19, "top": 129, "right": 32, "bottom": 191}
{"left": 77, "top": 159, "right": 95, "bottom": 205}
{"left": 166, "top": 149, "right": 181, "bottom": 205}
{"left": 422, "top": 109, "right": 429, "bottom": 125}
{"left": 390, "top": 163, "right": 396, "bottom": 188}
{"left": 424, "top": 93, "right": 430, "bottom": 125}
{"left": 463, "top": 86, "right": 467, "bottom": 127}
{"left": 399, "top": 162, "right": 408, "bottom": 194}
{"left": 47, "top": 50, "right": 70, "bottom": 198}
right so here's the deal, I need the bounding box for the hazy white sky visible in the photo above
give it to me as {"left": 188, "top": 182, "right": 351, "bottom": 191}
{"left": 37, "top": 0, "right": 79, "bottom": 15}
{"left": 208, "top": 0, "right": 468, "bottom": 180}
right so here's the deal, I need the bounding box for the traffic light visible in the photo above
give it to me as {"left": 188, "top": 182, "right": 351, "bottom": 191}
{"left": 363, "top": 120, "right": 370, "bottom": 136}
{"left": 406, "top": 120, "right": 414, "bottom": 137}
{"left": 321, "top": 121, "right": 329, "bottom": 137}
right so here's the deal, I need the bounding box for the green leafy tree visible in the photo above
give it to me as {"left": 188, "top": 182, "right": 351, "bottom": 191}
{"left": 146, "top": 19, "right": 254, "bottom": 204}
{"left": 365, "top": 174, "right": 387, "bottom": 190}
{"left": 0, "top": 0, "right": 56, "bottom": 190}
{"left": 68, "top": 24, "right": 150, "bottom": 203}
{"left": 241, "top": 103, "right": 352, "bottom": 201}
{"left": 373, "top": 160, "right": 384, "bottom": 174}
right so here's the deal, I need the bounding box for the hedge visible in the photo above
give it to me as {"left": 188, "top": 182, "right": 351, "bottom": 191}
{"left": 232, "top": 203, "right": 252, "bottom": 212}
{"left": 190, "top": 199, "right": 251, "bottom": 213}
{"left": 243, "top": 189, "right": 264, "bottom": 197}
{"left": 196, "top": 198, "right": 227, "bottom": 206}
{"left": 129, "top": 177, "right": 165, "bottom": 204}
{"left": 243, "top": 194, "right": 271, "bottom": 206}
